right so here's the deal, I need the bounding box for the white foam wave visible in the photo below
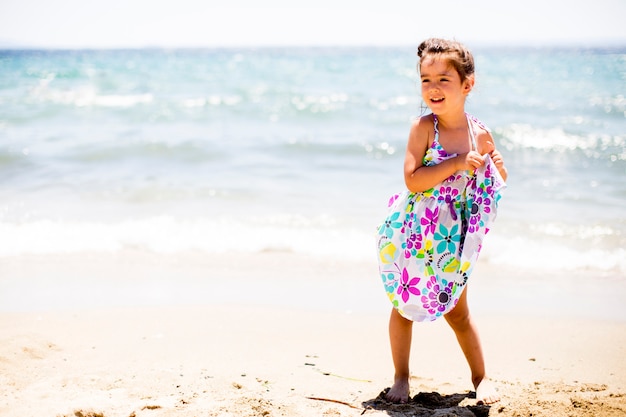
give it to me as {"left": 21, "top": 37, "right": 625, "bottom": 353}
{"left": 589, "top": 94, "right": 625, "bottom": 115}
{"left": 31, "top": 83, "right": 153, "bottom": 108}
{"left": 1, "top": 215, "right": 624, "bottom": 274}
{"left": 291, "top": 93, "right": 348, "bottom": 113}
{"left": 482, "top": 233, "right": 626, "bottom": 274}
{"left": 369, "top": 95, "right": 416, "bottom": 111}
{"left": 534, "top": 222, "right": 617, "bottom": 240}
{"left": 0, "top": 216, "right": 375, "bottom": 261}
{"left": 182, "top": 95, "right": 242, "bottom": 108}
{"left": 496, "top": 124, "right": 624, "bottom": 154}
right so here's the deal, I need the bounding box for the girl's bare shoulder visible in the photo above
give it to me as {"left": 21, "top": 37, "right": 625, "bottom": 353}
{"left": 409, "top": 114, "right": 434, "bottom": 143}
{"left": 474, "top": 124, "right": 496, "bottom": 154}
{"left": 467, "top": 115, "right": 496, "bottom": 154}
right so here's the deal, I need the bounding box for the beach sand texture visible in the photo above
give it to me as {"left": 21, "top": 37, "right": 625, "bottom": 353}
{"left": 1, "top": 252, "right": 625, "bottom": 417}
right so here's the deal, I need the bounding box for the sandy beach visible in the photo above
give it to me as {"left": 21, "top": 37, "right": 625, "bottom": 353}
{"left": 1, "top": 251, "right": 625, "bottom": 417}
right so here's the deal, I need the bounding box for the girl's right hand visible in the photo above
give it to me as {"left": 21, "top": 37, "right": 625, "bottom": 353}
{"left": 456, "top": 150, "right": 484, "bottom": 171}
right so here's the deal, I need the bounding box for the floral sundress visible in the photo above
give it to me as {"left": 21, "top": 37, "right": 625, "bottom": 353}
{"left": 376, "top": 113, "right": 506, "bottom": 322}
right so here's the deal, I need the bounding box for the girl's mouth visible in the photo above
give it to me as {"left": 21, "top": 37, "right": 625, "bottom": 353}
{"left": 431, "top": 97, "right": 444, "bottom": 103}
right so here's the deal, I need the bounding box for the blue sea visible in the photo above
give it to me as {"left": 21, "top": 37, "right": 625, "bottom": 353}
{"left": 0, "top": 46, "right": 625, "bottom": 310}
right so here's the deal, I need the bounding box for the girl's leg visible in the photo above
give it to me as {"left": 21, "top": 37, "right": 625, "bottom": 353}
{"left": 444, "top": 287, "right": 500, "bottom": 404}
{"left": 386, "top": 307, "right": 413, "bottom": 403}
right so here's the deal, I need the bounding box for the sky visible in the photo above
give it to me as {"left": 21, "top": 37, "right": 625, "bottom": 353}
{"left": 0, "top": 0, "right": 625, "bottom": 49}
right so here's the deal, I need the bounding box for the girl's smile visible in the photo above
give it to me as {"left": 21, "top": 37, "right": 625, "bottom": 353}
{"left": 420, "top": 57, "right": 472, "bottom": 114}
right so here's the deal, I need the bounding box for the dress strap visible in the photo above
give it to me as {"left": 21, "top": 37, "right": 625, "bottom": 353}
{"left": 466, "top": 114, "right": 478, "bottom": 152}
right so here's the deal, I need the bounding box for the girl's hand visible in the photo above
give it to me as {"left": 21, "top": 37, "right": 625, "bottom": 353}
{"left": 456, "top": 150, "right": 485, "bottom": 171}
{"left": 490, "top": 149, "right": 509, "bottom": 181}
{"left": 490, "top": 149, "right": 505, "bottom": 170}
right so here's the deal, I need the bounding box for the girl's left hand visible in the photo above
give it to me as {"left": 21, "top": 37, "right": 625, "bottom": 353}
{"left": 490, "top": 149, "right": 505, "bottom": 169}
{"left": 490, "top": 149, "right": 508, "bottom": 180}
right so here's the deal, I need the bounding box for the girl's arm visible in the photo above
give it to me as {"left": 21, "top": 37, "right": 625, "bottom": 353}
{"left": 404, "top": 117, "right": 485, "bottom": 193}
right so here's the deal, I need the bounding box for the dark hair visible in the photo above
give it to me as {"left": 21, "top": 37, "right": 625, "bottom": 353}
{"left": 417, "top": 38, "right": 475, "bottom": 82}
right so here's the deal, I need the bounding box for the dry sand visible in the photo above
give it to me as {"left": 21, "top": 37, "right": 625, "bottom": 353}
{"left": 1, "top": 252, "right": 625, "bottom": 416}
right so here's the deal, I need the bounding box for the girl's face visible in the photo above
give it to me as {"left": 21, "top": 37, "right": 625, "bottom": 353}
{"left": 420, "top": 56, "right": 473, "bottom": 116}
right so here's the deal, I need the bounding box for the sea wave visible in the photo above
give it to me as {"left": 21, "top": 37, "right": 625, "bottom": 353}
{"left": 484, "top": 233, "right": 626, "bottom": 274}
{"left": 1, "top": 215, "right": 624, "bottom": 275}
{"left": 589, "top": 94, "right": 626, "bottom": 116}
{"left": 495, "top": 123, "right": 625, "bottom": 160}
{"left": 30, "top": 83, "right": 154, "bottom": 108}
{"left": 0, "top": 215, "right": 373, "bottom": 261}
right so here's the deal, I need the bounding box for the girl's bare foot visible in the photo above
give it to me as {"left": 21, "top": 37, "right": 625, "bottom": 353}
{"left": 385, "top": 377, "right": 410, "bottom": 403}
{"left": 475, "top": 378, "right": 500, "bottom": 404}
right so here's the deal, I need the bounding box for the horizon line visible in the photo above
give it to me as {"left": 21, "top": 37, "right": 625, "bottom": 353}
{"left": 1, "top": 40, "right": 625, "bottom": 52}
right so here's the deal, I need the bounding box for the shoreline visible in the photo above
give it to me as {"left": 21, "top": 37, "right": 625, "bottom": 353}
{"left": 1, "top": 250, "right": 624, "bottom": 321}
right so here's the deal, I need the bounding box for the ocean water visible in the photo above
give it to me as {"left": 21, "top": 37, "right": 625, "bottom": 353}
{"left": 0, "top": 46, "right": 624, "bottom": 280}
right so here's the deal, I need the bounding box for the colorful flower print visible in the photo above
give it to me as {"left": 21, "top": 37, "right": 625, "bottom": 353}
{"left": 421, "top": 275, "right": 456, "bottom": 316}
{"left": 375, "top": 115, "right": 506, "bottom": 322}
{"left": 403, "top": 231, "right": 422, "bottom": 259}
{"left": 379, "top": 241, "right": 398, "bottom": 265}
{"left": 397, "top": 268, "right": 421, "bottom": 303}
{"left": 420, "top": 206, "right": 439, "bottom": 236}
{"left": 380, "top": 211, "right": 402, "bottom": 238}
{"left": 434, "top": 223, "right": 461, "bottom": 254}
{"left": 416, "top": 239, "right": 435, "bottom": 276}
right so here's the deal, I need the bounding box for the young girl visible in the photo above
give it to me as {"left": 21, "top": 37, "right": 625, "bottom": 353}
{"left": 376, "top": 38, "right": 508, "bottom": 405}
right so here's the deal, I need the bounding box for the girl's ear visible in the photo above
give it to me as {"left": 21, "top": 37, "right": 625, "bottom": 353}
{"left": 463, "top": 76, "right": 475, "bottom": 94}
